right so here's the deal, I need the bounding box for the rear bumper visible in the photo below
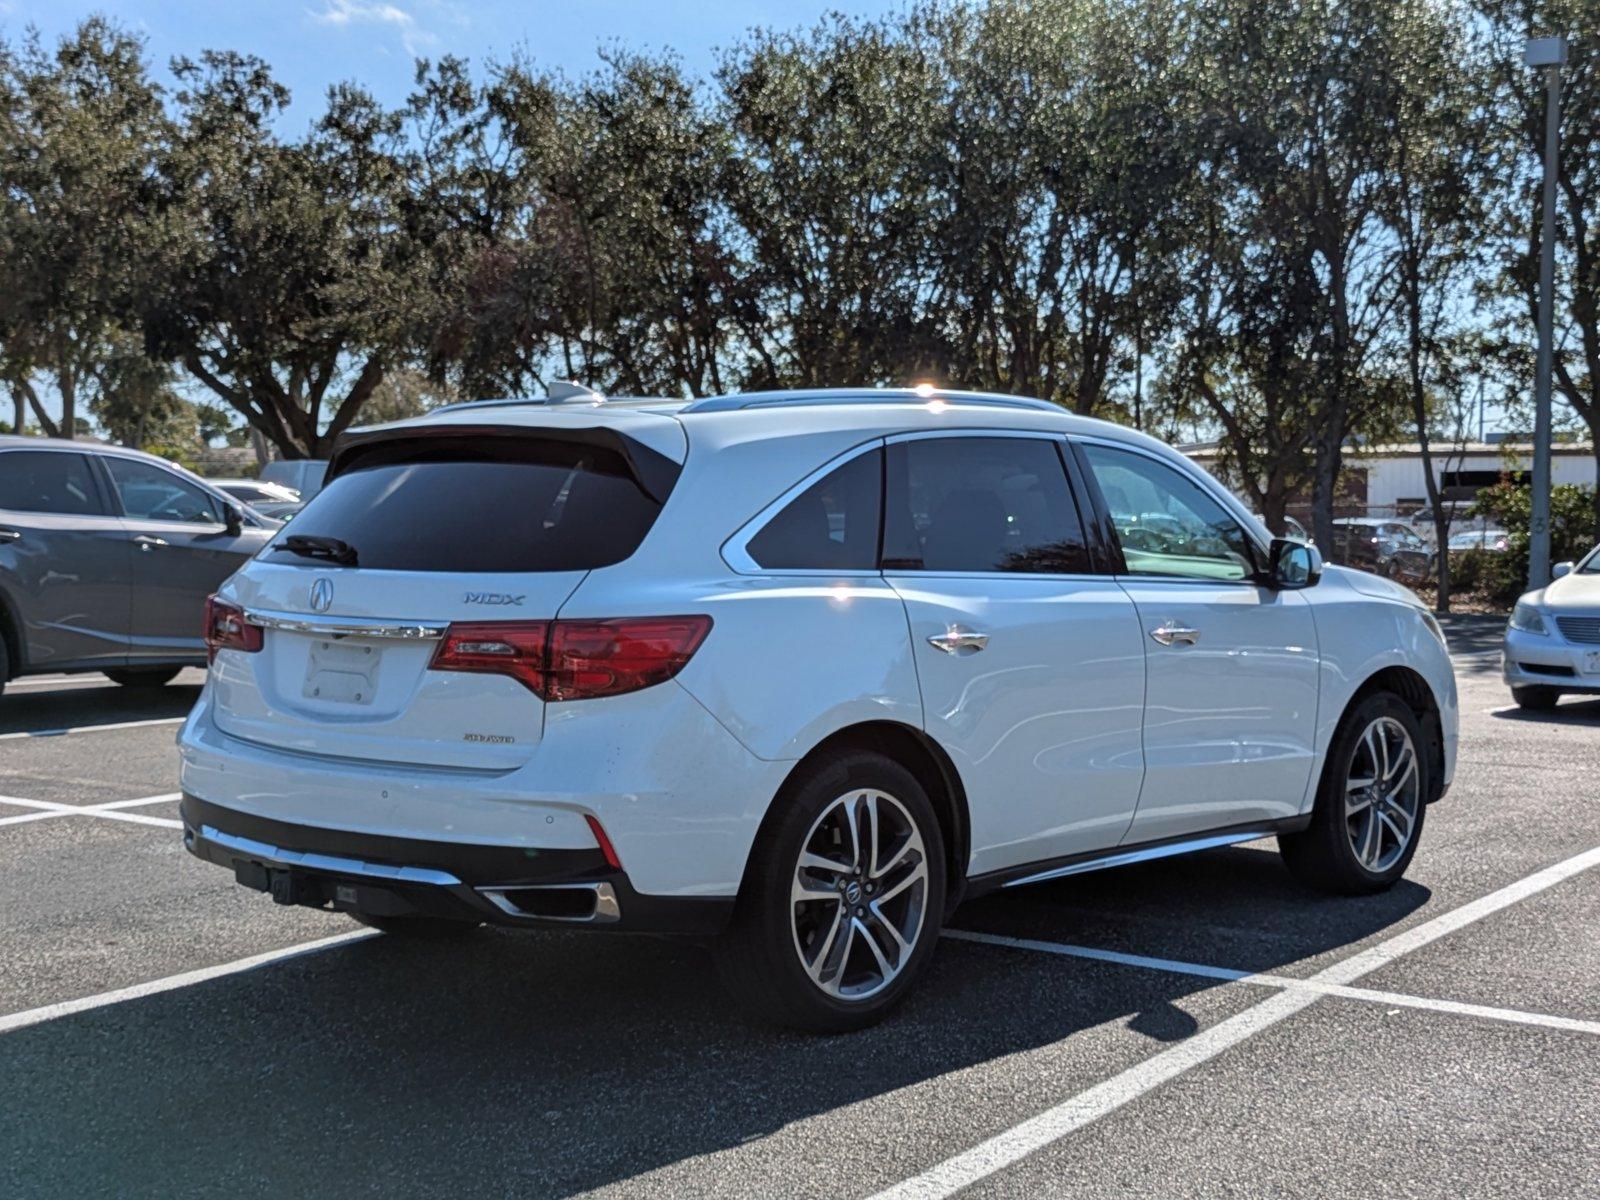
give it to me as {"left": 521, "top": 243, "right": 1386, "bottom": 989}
{"left": 181, "top": 794, "right": 734, "bottom": 935}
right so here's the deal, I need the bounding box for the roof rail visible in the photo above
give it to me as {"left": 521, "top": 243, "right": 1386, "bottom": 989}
{"left": 433, "top": 381, "right": 606, "bottom": 415}
{"left": 679, "top": 388, "right": 1061, "bottom": 416}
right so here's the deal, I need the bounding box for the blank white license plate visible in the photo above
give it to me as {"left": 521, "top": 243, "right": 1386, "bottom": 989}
{"left": 304, "top": 639, "right": 381, "bottom": 704}
{"left": 1585, "top": 650, "right": 1600, "bottom": 675}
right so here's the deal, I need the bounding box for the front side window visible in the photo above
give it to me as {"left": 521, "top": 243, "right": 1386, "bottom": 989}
{"left": 104, "top": 457, "right": 222, "bottom": 524}
{"left": 746, "top": 448, "right": 882, "bottom": 571}
{"left": 0, "top": 451, "right": 104, "bottom": 516}
{"left": 882, "top": 437, "right": 1090, "bottom": 574}
{"left": 1082, "top": 443, "right": 1257, "bottom": 581}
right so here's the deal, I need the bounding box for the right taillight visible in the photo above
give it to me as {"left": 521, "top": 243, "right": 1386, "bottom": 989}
{"left": 203, "top": 595, "right": 263, "bottom": 663}
{"left": 430, "top": 616, "right": 711, "bottom": 702}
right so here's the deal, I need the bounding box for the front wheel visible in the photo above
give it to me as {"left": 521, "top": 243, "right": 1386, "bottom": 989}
{"left": 1279, "top": 693, "right": 1427, "bottom": 895}
{"left": 104, "top": 667, "right": 181, "bottom": 688}
{"left": 715, "top": 751, "right": 946, "bottom": 1033}
{"left": 1512, "top": 685, "right": 1560, "bottom": 712}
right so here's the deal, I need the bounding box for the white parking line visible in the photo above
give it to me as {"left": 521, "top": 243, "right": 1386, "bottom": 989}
{"left": 0, "top": 793, "right": 182, "bottom": 829}
{"left": 874, "top": 843, "right": 1600, "bottom": 1200}
{"left": 0, "top": 717, "right": 185, "bottom": 741}
{"left": 944, "top": 930, "right": 1600, "bottom": 1037}
{"left": 0, "top": 930, "right": 380, "bottom": 1036}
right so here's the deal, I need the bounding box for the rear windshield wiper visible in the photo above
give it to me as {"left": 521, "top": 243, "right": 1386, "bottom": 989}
{"left": 279, "top": 534, "right": 358, "bottom": 566}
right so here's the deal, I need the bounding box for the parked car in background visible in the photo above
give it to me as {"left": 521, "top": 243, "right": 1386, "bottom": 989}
{"left": 0, "top": 437, "right": 278, "bottom": 697}
{"left": 1330, "top": 518, "right": 1433, "bottom": 584}
{"left": 1254, "top": 513, "right": 1311, "bottom": 544}
{"left": 1447, "top": 528, "right": 1510, "bottom": 554}
{"left": 1502, "top": 545, "right": 1600, "bottom": 710}
{"left": 178, "top": 387, "right": 1457, "bottom": 1031}
{"left": 211, "top": 478, "right": 302, "bottom": 509}
{"left": 259, "top": 460, "right": 330, "bottom": 502}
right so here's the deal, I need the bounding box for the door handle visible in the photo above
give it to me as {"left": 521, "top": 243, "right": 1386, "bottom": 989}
{"left": 133, "top": 535, "right": 168, "bottom": 551}
{"left": 0, "top": 527, "right": 19, "bottom": 542}
{"left": 928, "top": 626, "right": 989, "bottom": 655}
{"left": 1149, "top": 623, "right": 1200, "bottom": 646}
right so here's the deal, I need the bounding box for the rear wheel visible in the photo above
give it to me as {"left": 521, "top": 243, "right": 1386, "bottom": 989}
{"left": 715, "top": 751, "right": 946, "bottom": 1033}
{"left": 0, "top": 635, "right": 8, "bottom": 699}
{"left": 1512, "top": 685, "right": 1560, "bottom": 712}
{"left": 1279, "top": 693, "right": 1427, "bottom": 895}
{"left": 348, "top": 911, "right": 480, "bottom": 939}
{"left": 104, "top": 667, "right": 181, "bottom": 688}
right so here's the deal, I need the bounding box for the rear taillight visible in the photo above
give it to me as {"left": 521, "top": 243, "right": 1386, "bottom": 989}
{"left": 430, "top": 616, "right": 711, "bottom": 702}
{"left": 203, "top": 596, "right": 263, "bottom": 663}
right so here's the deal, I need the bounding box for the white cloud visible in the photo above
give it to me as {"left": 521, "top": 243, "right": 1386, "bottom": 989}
{"left": 307, "top": 1, "right": 439, "bottom": 56}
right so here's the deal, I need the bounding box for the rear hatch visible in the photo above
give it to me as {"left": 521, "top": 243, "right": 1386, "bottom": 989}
{"left": 210, "top": 415, "right": 684, "bottom": 771}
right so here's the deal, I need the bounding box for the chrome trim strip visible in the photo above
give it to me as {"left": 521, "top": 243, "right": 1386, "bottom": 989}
{"left": 243, "top": 608, "right": 449, "bottom": 641}
{"left": 199, "top": 824, "right": 462, "bottom": 886}
{"left": 1002, "top": 830, "right": 1272, "bottom": 889}
{"left": 477, "top": 882, "right": 622, "bottom": 923}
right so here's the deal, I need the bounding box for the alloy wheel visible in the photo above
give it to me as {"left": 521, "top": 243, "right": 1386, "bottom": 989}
{"left": 790, "top": 789, "right": 929, "bottom": 1001}
{"left": 1344, "top": 715, "right": 1421, "bottom": 873}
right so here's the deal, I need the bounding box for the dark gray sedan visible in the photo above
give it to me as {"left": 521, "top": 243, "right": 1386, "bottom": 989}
{"left": 0, "top": 437, "right": 278, "bottom": 696}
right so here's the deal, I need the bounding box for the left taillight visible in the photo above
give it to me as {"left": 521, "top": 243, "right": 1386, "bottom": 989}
{"left": 203, "top": 595, "right": 263, "bottom": 663}
{"left": 429, "top": 616, "right": 712, "bottom": 701}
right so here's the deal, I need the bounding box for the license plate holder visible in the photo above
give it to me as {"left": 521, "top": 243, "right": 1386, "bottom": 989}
{"left": 304, "top": 638, "right": 381, "bottom": 704}
{"left": 1584, "top": 650, "right": 1600, "bottom": 676}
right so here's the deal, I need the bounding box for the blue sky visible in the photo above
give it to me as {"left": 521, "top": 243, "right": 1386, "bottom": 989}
{"left": 2, "top": 1, "right": 911, "bottom": 125}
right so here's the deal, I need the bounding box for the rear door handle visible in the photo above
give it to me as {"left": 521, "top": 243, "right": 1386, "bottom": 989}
{"left": 0, "top": 527, "right": 19, "bottom": 543}
{"left": 133, "top": 535, "right": 168, "bottom": 551}
{"left": 1149, "top": 623, "right": 1200, "bottom": 646}
{"left": 928, "top": 627, "right": 989, "bottom": 655}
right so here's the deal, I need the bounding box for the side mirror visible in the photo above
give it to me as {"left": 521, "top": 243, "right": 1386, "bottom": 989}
{"left": 222, "top": 503, "right": 243, "bottom": 536}
{"left": 1553, "top": 561, "right": 1574, "bottom": 579}
{"left": 1267, "top": 537, "right": 1321, "bottom": 589}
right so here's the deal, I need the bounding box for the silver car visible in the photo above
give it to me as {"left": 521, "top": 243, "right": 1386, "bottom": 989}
{"left": 0, "top": 437, "right": 278, "bottom": 696}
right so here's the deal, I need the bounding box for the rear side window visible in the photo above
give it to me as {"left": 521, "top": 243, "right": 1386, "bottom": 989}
{"left": 0, "top": 451, "right": 104, "bottom": 516}
{"left": 883, "top": 437, "right": 1090, "bottom": 574}
{"left": 265, "top": 439, "right": 666, "bottom": 573}
{"left": 746, "top": 448, "right": 883, "bottom": 570}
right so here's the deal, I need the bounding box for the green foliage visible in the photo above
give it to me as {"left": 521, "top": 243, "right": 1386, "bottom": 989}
{"left": 1468, "top": 481, "right": 1600, "bottom": 602}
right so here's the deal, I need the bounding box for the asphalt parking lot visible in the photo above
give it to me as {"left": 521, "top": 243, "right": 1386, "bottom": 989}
{"left": 2, "top": 618, "right": 1597, "bottom": 1199}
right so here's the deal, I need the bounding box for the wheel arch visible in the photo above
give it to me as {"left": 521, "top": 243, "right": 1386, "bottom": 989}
{"left": 758, "top": 720, "right": 972, "bottom": 916}
{"left": 1340, "top": 665, "right": 1446, "bottom": 804}
{"left": 0, "top": 584, "right": 21, "bottom": 679}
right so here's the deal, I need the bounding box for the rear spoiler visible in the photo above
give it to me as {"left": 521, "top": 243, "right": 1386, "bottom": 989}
{"left": 326, "top": 423, "right": 683, "bottom": 505}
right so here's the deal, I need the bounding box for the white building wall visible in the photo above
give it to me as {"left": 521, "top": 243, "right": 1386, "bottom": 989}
{"left": 1358, "top": 449, "right": 1595, "bottom": 509}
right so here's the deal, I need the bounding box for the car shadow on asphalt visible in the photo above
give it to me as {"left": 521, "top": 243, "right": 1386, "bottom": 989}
{"left": 0, "top": 844, "right": 1430, "bottom": 1197}
{"left": 0, "top": 680, "right": 201, "bottom": 735}
{"left": 1489, "top": 696, "right": 1600, "bottom": 723}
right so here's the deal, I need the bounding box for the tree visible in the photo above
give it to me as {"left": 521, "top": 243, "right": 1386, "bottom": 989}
{"left": 1477, "top": 0, "right": 1600, "bottom": 530}
{"left": 0, "top": 19, "right": 168, "bottom": 440}
{"left": 145, "top": 53, "right": 423, "bottom": 458}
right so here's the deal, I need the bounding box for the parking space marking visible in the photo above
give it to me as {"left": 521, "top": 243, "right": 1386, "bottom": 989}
{"left": 944, "top": 930, "right": 1600, "bottom": 1037}
{"left": 875, "top": 843, "right": 1600, "bottom": 1200}
{"left": 0, "top": 793, "right": 182, "bottom": 830}
{"left": 0, "top": 930, "right": 380, "bottom": 1036}
{"left": 0, "top": 717, "right": 185, "bottom": 741}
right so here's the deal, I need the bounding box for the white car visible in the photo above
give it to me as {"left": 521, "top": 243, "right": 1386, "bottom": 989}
{"left": 178, "top": 388, "right": 1458, "bottom": 1030}
{"left": 1503, "top": 545, "right": 1600, "bottom": 709}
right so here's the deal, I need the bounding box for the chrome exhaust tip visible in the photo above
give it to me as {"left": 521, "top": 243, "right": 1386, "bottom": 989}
{"left": 477, "top": 881, "right": 621, "bottom": 923}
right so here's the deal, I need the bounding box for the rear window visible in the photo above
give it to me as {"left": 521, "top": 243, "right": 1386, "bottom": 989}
{"left": 264, "top": 439, "right": 667, "bottom": 573}
{"left": 0, "top": 450, "right": 104, "bottom": 516}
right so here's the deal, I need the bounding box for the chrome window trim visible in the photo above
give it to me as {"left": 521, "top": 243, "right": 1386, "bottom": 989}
{"left": 1072, "top": 434, "right": 1271, "bottom": 585}
{"left": 243, "top": 608, "right": 450, "bottom": 641}
{"left": 720, "top": 436, "right": 887, "bottom": 576}
{"left": 198, "top": 824, "right": 463, "bottom": 886}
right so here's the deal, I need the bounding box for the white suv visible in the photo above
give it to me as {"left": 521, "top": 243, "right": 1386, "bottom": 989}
{"left": 178, "top": 388, "right": 1458, "bottom": 1030}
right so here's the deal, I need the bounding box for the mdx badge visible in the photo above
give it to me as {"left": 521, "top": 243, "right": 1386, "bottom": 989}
{"left": 309, "top": 578, "right": 334, "bottom": 613}
{"left": 464, "top": 592, "right": 525, "bottom": 606}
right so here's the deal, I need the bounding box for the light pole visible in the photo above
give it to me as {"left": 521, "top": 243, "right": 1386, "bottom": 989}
{"left": 1525, "top": 35, "right": 1567, "bottom": 590}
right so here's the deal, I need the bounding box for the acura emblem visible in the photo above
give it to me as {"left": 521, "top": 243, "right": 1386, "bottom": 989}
{"left": 309, "top": 578, "right": 334, "bottom": 613}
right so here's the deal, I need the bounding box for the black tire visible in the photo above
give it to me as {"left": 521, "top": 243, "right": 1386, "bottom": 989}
{"left": 104, "top": 667, "right": 182, "bottom": 688}
{"left": 0, "top": 634, "right": 8, "bottom": 699}
{"left": 714, "top": 751, "right": 947, "bottom": 1033}
{"left": 1512, "top": 685, "right": 1560, "bottom": 712}
{"left": 1279, "top": 692, "right": 1428, "bottom": 895}
{"left": 348, "top": 911, "right": 481, "bottom": 939}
